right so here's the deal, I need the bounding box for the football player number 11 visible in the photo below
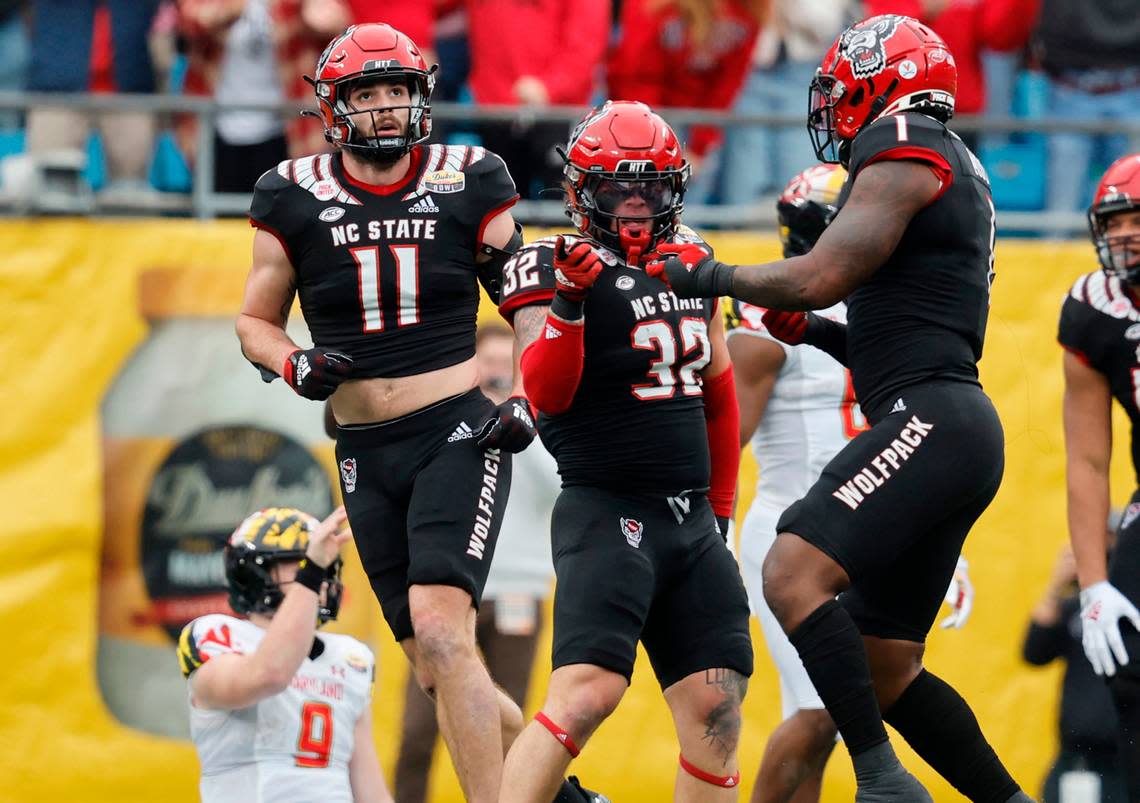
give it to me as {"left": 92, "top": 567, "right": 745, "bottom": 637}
{"left": 296, "top": 701, "right": 333, "bottom": 768}
{"left": 351, "top": 245, "right": 420, "bottom": 332}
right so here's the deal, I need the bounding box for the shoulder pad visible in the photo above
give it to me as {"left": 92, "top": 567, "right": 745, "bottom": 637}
{"left": 263, "top": 154, "right": 362, "bottom": 205}
{"left": 177, "top": 614, "right": 241, "bottom": 678}
{"left": 402, "top": 144, "right": 507, "bottom": 199}
{"left": 849, "top": 113, "right": 948, "bottom": 174}
{"left": 1069, "top": 270, "right": 1140, "bottom": 320}
{"left": 724, "top": 299, "right": 770, "bottom": 336}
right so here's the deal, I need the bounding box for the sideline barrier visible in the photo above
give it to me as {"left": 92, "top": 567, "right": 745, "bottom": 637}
{"left": 0, "top": 220, "right": 1132, "bottom": 801}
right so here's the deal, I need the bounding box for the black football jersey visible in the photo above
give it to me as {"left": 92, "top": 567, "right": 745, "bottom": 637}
{"left": 499, "top": 228, "right": 718, "bottom": 494}
{"left": 249, "top": 145, "right": 518, "bottom": 378}
{"left": 838, "top": 112, "right": 996, "bottom": 417}
{"left": 1059, "top": 270, "right": 1140, "bottom": 483}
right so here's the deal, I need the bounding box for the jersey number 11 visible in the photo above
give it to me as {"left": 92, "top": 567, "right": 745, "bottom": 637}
{"left": 351, "top": 245, "right": 421, "bottom": 332}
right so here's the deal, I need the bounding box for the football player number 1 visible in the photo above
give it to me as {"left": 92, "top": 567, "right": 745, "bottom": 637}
{"left": 296, "top": 701, "right": 333, "bottom": 768}
{"left": 351, "top": 245, "right": 420, "bottom": 332}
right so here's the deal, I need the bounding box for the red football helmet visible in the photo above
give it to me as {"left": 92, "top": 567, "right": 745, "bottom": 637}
{"left": 1089, "top": 153, "right": 1140, "bottom": 283}
{"left": 307, "top": 23, "right": 436, "bottom": 162}
{"left": 808, "top": 15, "right": 957, "bottom": 165}
{"left": 561, "top": 100, "right": 690, "bottom": 261}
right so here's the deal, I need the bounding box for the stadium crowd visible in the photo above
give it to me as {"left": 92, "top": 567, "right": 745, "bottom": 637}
{"left": 0, "top": 0, "right": 1138, "bottom": 214}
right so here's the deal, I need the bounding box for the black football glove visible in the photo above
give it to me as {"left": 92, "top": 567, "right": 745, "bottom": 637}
{"left": 283, "top": 348, "right": 353, "bottom": 400}
{"left": 476, "top": 396, "right": 537, "bottom": 453}
{"left": 648, "top": 242, "right": 736, "bottom": 299}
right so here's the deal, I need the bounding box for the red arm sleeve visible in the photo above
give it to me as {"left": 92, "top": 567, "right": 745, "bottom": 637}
{"left": 542, "top": 0, "right": 610, "bottom": 103}
{"left": 703, "top": 364, "right": 740, "bottom": 519}
{"left": 520, "top": 314, "right": 585, "bottom": 415}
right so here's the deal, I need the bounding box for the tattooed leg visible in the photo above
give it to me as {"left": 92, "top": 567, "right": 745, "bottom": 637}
{"left": 664, "top": 668, "right": 749, "bottom": 801}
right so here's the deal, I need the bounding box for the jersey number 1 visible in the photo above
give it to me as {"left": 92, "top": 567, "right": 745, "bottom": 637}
{"left": 351, "top": 245, "right": 420, "bottom": 332}
{"left": 296, "top": 701, "right": 333, "bottom": 768}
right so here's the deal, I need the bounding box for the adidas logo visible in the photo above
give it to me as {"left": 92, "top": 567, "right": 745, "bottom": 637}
{"left": 890, "top": 397, "right": 907, "bottom": 414}
{"left": 408, "top": 194, "right": 440, "bottom": 213}
{"left": 447, "top": 421, "right": 475, "bottom": 442}
{"left": 544, "top": 324, "right": 562, "bottom": 340}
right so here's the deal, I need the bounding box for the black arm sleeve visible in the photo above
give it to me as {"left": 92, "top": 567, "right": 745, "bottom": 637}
{"left": 803, "top": 313, "right": 849, "bottom": 366}
{"left": 476, "top": 222, "right": 524, "bottom": 305}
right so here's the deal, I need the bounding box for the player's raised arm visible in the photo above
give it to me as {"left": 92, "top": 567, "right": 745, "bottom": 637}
{"left": 349, "top": 700, "right": 394, "bottom": 803}
{"left": 183, "top": 508, "right": 351, "bottom": 710}
{"left": 651, "top": 159, "right": 940, "bottom": 309}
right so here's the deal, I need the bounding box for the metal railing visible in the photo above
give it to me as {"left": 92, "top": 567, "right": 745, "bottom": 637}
{"left": 1, "top": 91, "right": 1137, "bottom": 232}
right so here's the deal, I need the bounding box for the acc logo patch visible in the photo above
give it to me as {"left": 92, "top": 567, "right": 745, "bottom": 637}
{"left": 1125, "top": 323, "right": 1140, "bottom": 340}
{"left": 898, "top": 59, "right": 918, "bottom": 79}
{"left": 620, "top": 517, "right": 644, "bottom": 548}
{"left": 423, "top": 170, "right": 465, "bottom": 194}
{"left": 616, "top": 275, "right": 635, "bottom": 291}
{"left": 319, "top": 207, "right": 345, "bottom": 223}
{"left": 339, "top": 458, "right": 357, "bottom": 494}
{"left": 840, "top": 14, "right": 903, "bottom": 79}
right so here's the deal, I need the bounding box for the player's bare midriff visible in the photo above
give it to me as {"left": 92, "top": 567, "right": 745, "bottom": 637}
{"left": 329, "top": 357, "right": 479, "bottom": 424}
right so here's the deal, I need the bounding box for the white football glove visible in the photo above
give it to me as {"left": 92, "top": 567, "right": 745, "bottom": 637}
{"left": 940, "top": 556, "right": 974, "bottom": 629}
{"left": 1079, "top": 580, "right": 1140, "bottom": 676}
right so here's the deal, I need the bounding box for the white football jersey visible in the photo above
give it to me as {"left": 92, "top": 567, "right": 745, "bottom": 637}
{"left": 726, "top": 299, "right": 868, "bottom": 516}
{"left": 178, "top": 614, "right": 374, "bottom": 803}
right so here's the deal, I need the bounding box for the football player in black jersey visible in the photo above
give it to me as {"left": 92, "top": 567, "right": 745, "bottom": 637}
{"left": 1059, "top": 153, "right": 1140, "bottom": 797}
{"left": 496, "top": 101, "right": 753, "bottom": 802}
{"left": 652, "top": 15, "right": 1032, "bottom": 803}
{"left": 235, "top": 23, "right": 537, "bottom": 803}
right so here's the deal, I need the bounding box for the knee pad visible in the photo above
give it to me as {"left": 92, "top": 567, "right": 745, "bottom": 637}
{"left": 679, "top": 754, "right": 740, "bottom": 788}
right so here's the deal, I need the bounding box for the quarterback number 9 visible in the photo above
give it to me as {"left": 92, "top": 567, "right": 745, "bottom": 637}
{"left": 295, "top": 701, "right": 334, "bottom": 768}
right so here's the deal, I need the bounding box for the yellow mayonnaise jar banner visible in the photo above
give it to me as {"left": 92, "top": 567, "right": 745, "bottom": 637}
{"left": 0, "top": 219, "right": 1130, "bottom": 802}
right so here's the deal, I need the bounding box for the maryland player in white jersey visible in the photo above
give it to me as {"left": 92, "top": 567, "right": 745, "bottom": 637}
{"left": 729, "top": 165, "right": 973, "bottom": 803}
{"left": 177, "top": 507, "right": 392, "bottom": 803}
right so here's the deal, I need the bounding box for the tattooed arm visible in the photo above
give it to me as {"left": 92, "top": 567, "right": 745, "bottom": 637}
{"left": 236, "top": 228, "right": 304, "bottom": 375}
{"left": 510, "top": 304, "right": 550, "bottom": 396}
{"left": 657, "top": 160, "right": 941, "bottom": 310}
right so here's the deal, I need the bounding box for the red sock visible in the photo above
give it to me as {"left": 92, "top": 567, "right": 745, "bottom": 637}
{"left": 534, "top": 711, "right": 580, "bottom": 757}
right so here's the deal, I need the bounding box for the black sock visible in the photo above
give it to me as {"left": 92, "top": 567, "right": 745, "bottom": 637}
{"left": 787, "top": 599, "right": 888, "bottom": 756}
{"left": 883, "top": 669, "right": 1019, "bottom": 803}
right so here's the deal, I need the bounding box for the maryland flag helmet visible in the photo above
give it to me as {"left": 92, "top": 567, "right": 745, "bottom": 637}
{"left": 224, "top": 507, "right": 343, "bottom": 625}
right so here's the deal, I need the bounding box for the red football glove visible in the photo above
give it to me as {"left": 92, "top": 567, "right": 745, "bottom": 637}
{"left": 760, "top": 309, "right": 808, "bottom": 345}
{"left": 554, "top": 236, "right": 604, "bottom": 300}
{"left": 647, "top": 242, "right": 734, "bottom": 298}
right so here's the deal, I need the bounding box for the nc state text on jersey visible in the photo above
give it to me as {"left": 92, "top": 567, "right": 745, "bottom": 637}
{"left": 630, "top": 291, "right": 707, "bottom": 320}
{"left": 330, "top": 219, "right": 438, "bottom": 246}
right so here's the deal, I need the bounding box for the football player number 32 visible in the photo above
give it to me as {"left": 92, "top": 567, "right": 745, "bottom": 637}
{"left": 631, "top": 318, "right": 711, "bottom": 400}
{"left": 351, "top": 245, "right": 420, "bottom": 332}
{"left": 296, "top": 701, "right": 333, "bottom": 768}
